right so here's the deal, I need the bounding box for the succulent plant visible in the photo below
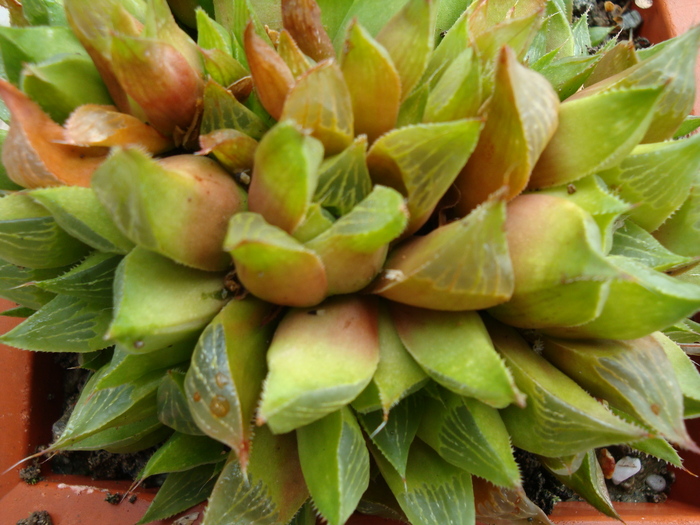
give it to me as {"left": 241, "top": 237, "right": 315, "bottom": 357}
{"left": 1, "top": 0, "right": 700, "bottom": 523}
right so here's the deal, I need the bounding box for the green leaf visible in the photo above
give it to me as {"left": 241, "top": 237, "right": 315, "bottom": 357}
{"left": 95, "top": 338, "right": 195, "bottom": 389}
{"left": 93, "top": 149, "right": 247, "bottom": 271}
{"left": 418, "top": 386, "right": 520, "bottom": 488}
{"left": 674, "top": 115, "right": 700, "bottom": 138}
{"left": 376, "top": 0, "right": 436, "bottom": 99}
{"left": 352, "top": 302, "right": 428, "bottom": 415}
{"left": 52, "top": 367, "right": 162, "bottom": 449}
{"left": 454, "top": 46, "right": 559, "bottom": 213}
{"left": 201, "top": 80, "right": 268, "bottom": 140}
{"left": 528, "top": 86, "right": 664, "bottom": 189}
{"left": 654, "top": 185, "right": 700, "bottom": 257}
{"left": 0, "top": 26, "right": 86, "bottom": 84}
{"left": 489, "top": 194, "right": 621, "bottom": 329}
{"left": 0, "top": 192, "right": 91, "bottom": 269}
{"left": 653, "top": 332, "right": 700, "bottom": 419}
{"left": 248, "top": 121, "right": 324, "bottom": 234}
{"left": 597, "top": 132, "right": 700, "bottom": 232}
{"left": 20, "top": 54, "right": 112, "bottom": 124}
{"left": 29, "top": 187, "right": 134, "bottom": 254}
{"left": 314, "top": 136, "right": 372, "bottom": 218}
{"left": 298, "top": 408, "right": 369, "bottom": 525}
{"left": 487, "top": 319, "right": 648, "bottom": 457}
{"left": 138, "top": 432, "right": 227, "bottom": 480}
{"left": 340, "top": 21, "right": 401, "bottom": 144}
{"left": 545, "top": 256, "right": 700, "bottom": 340}
{"left": 423, "top": 49, "right": 480, "bottom": 124}
{"left": 197, "top": 7, "right": 234, "bottom": 54}
{"left": 202, "top": 427, "right": 308, "bottom": 525}
{"left": 258, "top": 296, "right": 380, "bottom": 434}
{"left": 526, "top": 0, "right": 573, "bottom": 62}
{"left": 61, "top": 415, "right": 170, "bottom": 454}
{"left": 0, "top": 131, "right": 23, "bottom": 191}
{"left": 372, "top": 438, "right": 475, "bottom": 525}
{"left": 472, "top": 10, "right": 544, "bottom": 65}
{"left": 305, "top": 185, "right": 408, "bottom": 295}
{"left": 280, "top": 60, "right": 353, "bottom": 155}
{"left": 35, "top": 252, "right": 120, "bottom": 304}
{"left": 0, "top": 294, "right": 112, "bottom": 352}
{"left": 541, "top": 335, "right": 696, "bottom": 451}
{"left": 366, "top": 119, "right": 483, "bottom": 235}
{"left": 0, "top": 259, "right": 64, "bottom": 310}
{"left": 1, "top": 306, "right": 36, "bottom": 318}
{"left": 290, "top": 204, "right": 335, "bottom": 244}
{"left": 357, "top": 395, "right": 424, "bottom": 479}
{"left": 534, "top": 54, "right": 601, "bottom": 100}
{"left": 376, "top": 198, "right": 513, "bottom": 311}
{"left": 224, "top": 212, "right": 328, "bottom": 307}
{"left": 21, "top": 0, "right": 69, "bottom": 26}
{"left": 390, "top": 305, "right": 523, "bottom": 409}
{"left": 331, "top": 0, "right": 409, "bottom": 51}
{"left": 611, "top": 221, "right": 695, "bottom": 272}
{"left": 198, "top": 129, "right": 257, "bottom": 174}
{"left": 138, "top": 462, "right": 223, "bottom": 525}
{"left": 540, "top": 451, "right": 620, "bottom": 521}
{"left": 536, "top": 174, "right": 632, "bottom": 253}
{"left": 158, "top": 370, "right": 205, "bottom": 436}
{"left": 185, "top": 298, "right": 275, "bottom": 466}
{"left": 108, "top": 247, "right": 227, "bottom": 353}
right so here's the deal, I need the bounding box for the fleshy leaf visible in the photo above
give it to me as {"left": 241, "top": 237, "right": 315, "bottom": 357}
{"left": 539, "top": 451, "right": 620, "bottom": 521}
{"left": 93, "top": 149, "right": 247, "bottom": 271}
{"left": 352, "top": 302, "right": 428, "bottom": 415}
{"left": 0, "top": 294, "right": 112, "bottom": 353}
{"left": 224, "top": 212, "right": 328, "bottom": 307}
{"left": 201, "top": 80, "right": 269, "bottom": 140}
{"left": 185, "top": 298, "right": 275, "bottom": 467}
{"left": 280, "top": 59, "right": 354, "bottom": 155}
{"left": 63, "top": 104, "right": 173, "bottom": 154}
{"left": 281, "top": 0, "right": 335, "bottom": 61}
{"left": 376, "top": 0, "right": 436, "bottom": 100}
{"left": 423, "top": 48, "right": 481, "bottom": 124}
{"left": 528, "top": 86, "right": 663, "bottom": 189}
{"left": 544, "top": 256, "right": 700, "bottom": 340}
{"left": 653, "top": 332, "right": 700, "bottom": 419}
{"left": 340, "top": 21, "right": 401, "bottom": 143}
{"left": 305, "top": 185, "right": 408, "bottom": 295}
{"left": 357, "top": 395, "right": 424, "bottom": 479}
{"left": 455, "top": 46, "right": 558, "bottom": 213}
{"left": 534, "top": 54, "right": 602, "bottom": 100}
{"left": 472, "top": 477, "right": 553, "bottom": 525}
{"left": 95, "top": 338, "right": 195, "bottom": 389}
{"left": 366, "top": 119, "right": 483, "bottom": 235}
{"left": 244, "top": 22, "right": 294, "bottom": 120}
{"left": 372, "top": 438, "right": 475, "bottom": 525}
{"left": 248, "top": 121, "right": 324, "bottom": 234}
{"left": 540, "top": 335, "right": 697, "bottom": 451}
{"left": 138, "top": 432, "right": 227, "bottom": 480}
{"left": 29, "top": 186, "right": 135, "bottom": 254}
{"left": 583, "top": 40, "right": 638, "bottom": 88}
{"left": 0, "top": 79, "right": 107, "bottom": 188}
{"left": 197, "top": 129, "right": 258, "bottom": 173}
{"left": 158, "top": 370, "right": 205, "bottom": 436}
{"left": 258, "top": 296, "right": 379, "bottom": 433}
{"left": 390, "top": 304, "right": 523, "bottom": 409}
{"left": 35, "top": 251, "right": 120, "bottom": 303}
{"left": 108, "top": 247, "right": 227, "bottom": 353}
{"left": 314, "top": 136, "right": 372, "bottom": 217}
{"left": 487, "top": 318, "right": 648, "bottom": 457}
{"left": 611, "top": 221, "right": 695, "bottom": 273}
{"left": 489, "top": 194, "right": 621, "bottom": 329}
{"left": 373, "top": 199, "right": 513, "bottom": 311}
{"left": 297, "top": 408, "right": 370, "bottom": 525}
{"left": 418, "top": 386, "right": 521, "bottom": 488}
{"left": 0, "top": 259, "right": 64, "bottom": 310}
{"left": 202, "top": 428, "right": 308, "bottom": 525}
{"left": 52, "top": 365, "right": 162, "bottom": 449}
{"left": 597, "top": 132, "right": 700, "bottom": 232}
{"left": 138, "top": 462, "right": 223, "bottom": 525}
{"left": 654, "top": 186, "right": 700, "bottom": 257}
{"left": 61, "top": 415, "right": 170, "bottom": 454}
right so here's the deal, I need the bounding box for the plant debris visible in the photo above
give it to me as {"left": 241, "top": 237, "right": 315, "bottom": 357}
{"left": 16, "top": 511, "right": 53, "bottom": 525}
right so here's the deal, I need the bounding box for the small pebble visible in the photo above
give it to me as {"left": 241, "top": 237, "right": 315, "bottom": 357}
{"left": 645, "top": 474, "right": 667, "bottom": 492}
{"left": 611, "top": 456, "right": 641, "bottom": 485}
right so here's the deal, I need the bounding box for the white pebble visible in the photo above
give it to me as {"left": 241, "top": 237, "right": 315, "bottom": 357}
{"left": 645, "top": 474, "right": 667, "bottom": 492}
{"left": 611, "top": 456, "right": 642, "bottom": 485}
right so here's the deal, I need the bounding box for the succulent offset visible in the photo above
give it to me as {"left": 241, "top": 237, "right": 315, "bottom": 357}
{"left": 1, "top": 0, "right": 700, "bottom": 523}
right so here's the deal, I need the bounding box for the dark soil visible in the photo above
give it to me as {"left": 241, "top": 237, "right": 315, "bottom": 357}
{"left": 573, "top": 0, "right": 651, "bottom": 49}
{"left": 18, "top": 460, "right": 42, "bottom": 485}
{"left": 516, "top": 449, "right": 580, "bottom": 515}
{"left": 16, "top": 511, "right": 53, "bottom": 525}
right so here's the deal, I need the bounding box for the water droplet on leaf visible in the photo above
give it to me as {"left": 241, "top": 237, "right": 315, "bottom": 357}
{"left": 192, "top": 391, "right": 202, "bottom": 402}
{"left": 210, "top": 395, "right": 230, "bottom": 417}
{"left": 215, "top": 372, "right": 228, "bottom": 388}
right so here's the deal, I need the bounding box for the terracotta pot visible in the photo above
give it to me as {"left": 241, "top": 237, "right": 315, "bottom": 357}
{"left": 1, "top": 3, "right": 700, "bottom": 522}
